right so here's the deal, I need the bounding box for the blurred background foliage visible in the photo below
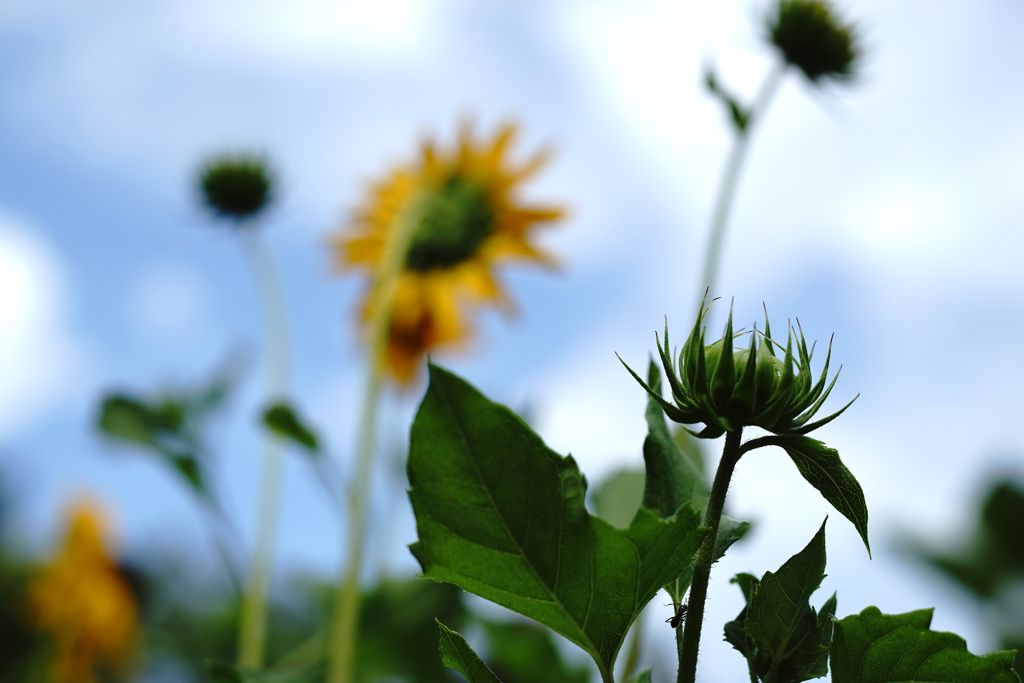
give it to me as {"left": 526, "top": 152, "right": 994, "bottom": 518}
{"left": 905, "top": 477, "right": 1024, "bottom": 671}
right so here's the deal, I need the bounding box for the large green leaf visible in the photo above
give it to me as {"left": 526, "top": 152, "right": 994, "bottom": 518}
{"left": 732, "top": 521, "right": 837, "bottom": 682}
{"left": 831, "top": 607, "right": 1020, "bottom": 683}
{"left": 771, "top": 435, "right": 870, "bottom": 557}
{"left": 437, "top": 621, "right": 503, "bottom": 683}
{"left": 642, "top": 359, "right": 708, "bottom": 519}
{"left": 408, "top": 364, "right": 708, "bottom": 679}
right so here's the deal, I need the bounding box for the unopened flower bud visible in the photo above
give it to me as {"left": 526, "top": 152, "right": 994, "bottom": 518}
{"left": 622, "top": 297, "right": 856, "bottom": 438}
{"left": 198, "top": 153, "right": 274, "bottom": 222}
{"left": 766, "top": 0, "right": 860, "bottom": 84}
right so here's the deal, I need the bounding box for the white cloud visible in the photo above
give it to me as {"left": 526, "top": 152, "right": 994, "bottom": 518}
{"left": 0, "top": 213, "right": 81, "bottom": 437}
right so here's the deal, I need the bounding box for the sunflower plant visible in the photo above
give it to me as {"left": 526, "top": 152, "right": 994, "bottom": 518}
{"left": 19, "top": 0, "right": 1017, "bottom": 682}
{"left": 406, "top": 304, "right": 1018, "bottom": 683}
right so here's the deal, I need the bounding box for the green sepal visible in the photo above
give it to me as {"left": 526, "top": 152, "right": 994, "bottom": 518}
{"left": 771, "top": 435, "right": 870, "bottom": 557}
{"left": 755, "top": 325, "right": 781, "bottom": 404}
{"left": 619, "top": 354, "right": 700, "bottom": 425}
{"left": 436, "top": 620, "right": 503, "bottom": 683}
{"left": 730, "top": 331, "right": 761, "bottom": 419}
{"left": 831, "top": 607, "right": 1021, "bottom": 683}
{"left": 710, "top": 310, "right": 738, "bottom": 408}
{"left": 791, "top": 394, "right": 858, "bottom": 436}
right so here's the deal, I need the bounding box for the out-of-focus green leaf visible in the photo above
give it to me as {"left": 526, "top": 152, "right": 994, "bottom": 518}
{"left": 263, "top": 402, "right": 320, "bottom": 453}
{"left": 591, "top": 468, "right": 644, "bottom": 530}
{"left": 831, "top": 606, "right": 1020, "bottom": 683}
{"left": 626, "top": 670, "right": 653, "bottom": 683}
{"left": 96, "top": 358, "right": 241, "bottom": 502}
{"left": 437, "top": 621, "right": 503, "bottom": 683}
{"left": 98, "top": 395, "right": 182, "bottom": 447}
{"left": 672, "top": 426, "right": 706, "bottom": 487}
{"left": 98, "top": 394, "right": 209, "bottom": 498}
{"left": 408, "top": 364, "right": 708, "bottom": 681}
{"left": 480, "top": 619, "right": 590, "bottom": 683}
{"left": 642, "top": 360, "right": 709, "bottom": 520}
{"left": 355, "top": 579, "right": 467, "bottom": 681}
{"left": 205, "top": 661, "right": 318, "bottom": 682}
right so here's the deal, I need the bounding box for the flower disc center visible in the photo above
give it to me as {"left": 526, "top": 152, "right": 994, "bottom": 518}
{"left": 405, "top": 175, "right": 495, "bottom": 271}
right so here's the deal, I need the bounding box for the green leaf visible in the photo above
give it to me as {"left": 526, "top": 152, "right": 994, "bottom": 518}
{"left": 591, "top": 468, "right": 645, "bottom": 530}
{"left": 672, "top": 426, "right": 706, "bottom": 483}
{"left": 97, "top": 394, "right": 209, "bottom": 498}
{"left": 724, "top": 573, "right": 760, "bottom": 659}
{"left": 831, "top": 607, "right": 1021, "bottom": 683}
{"left": 204, "top": 661, "right": 318, "bottom": 683}
{"left": 262, "top": 402, "right": 320, "bottom": 453}
{"left": 437, "top": 620, "right": 503, "bottom": 683}
{"left": 479, "top": 619, "right": 590, "bottom": 683}
{"left": 626, "top": 670, "right": 654, "bottom": 683}
{"left": 98, "top": 395, "right": 182, "bottom": 447}
{"left": 357, "top": 579, "right": 468, "bottom": 681}
{"left": 716, "top": 516, "right": 752, "bottom": 562}
{"left": 642, "top": 360, "right": 708, "bottom": 518}
{"left": 408, "top": 364, "right": 708, "bottom": 679}
{"left": 772, "top": 435, "right": 870, "bottom": 557}
{"left": 745, "top": 519, "right": 833, "bottom": 682}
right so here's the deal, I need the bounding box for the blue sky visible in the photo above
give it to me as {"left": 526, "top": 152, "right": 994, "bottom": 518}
{"left": 2, "top": 0, "right": 1024, "bottom": 679}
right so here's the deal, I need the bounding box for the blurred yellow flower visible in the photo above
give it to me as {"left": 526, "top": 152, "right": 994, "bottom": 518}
{"left": 332, "top": 122, "right": 565, "bottom": 383}
{"left": 27, "top": 499, "right": 138, "bottom": 683}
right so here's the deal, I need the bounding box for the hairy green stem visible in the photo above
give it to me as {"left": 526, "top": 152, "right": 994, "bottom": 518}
{"left": 326, "top": 200, "right": 424, "bottom": 683}
{"left": 678, "top": 427, "right": 744, "bottom": 683}
{"left": 237, "top": 228, "right": 291, "bottom": 668}
{"left": 695, "top": 65, "right": 785, "bottom": 311}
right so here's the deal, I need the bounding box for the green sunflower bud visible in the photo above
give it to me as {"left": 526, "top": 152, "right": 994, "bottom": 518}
{"left": 621, "top": 298, "right": 856, "bottom": 438}
{"left": 766, "top": 0, "right": 860, "bottom": 84}
{"left": 198, "top": 153, "right": 274, "bottom": 222}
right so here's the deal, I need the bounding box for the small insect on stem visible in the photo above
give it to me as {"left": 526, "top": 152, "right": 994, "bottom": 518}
{"left": 665, "top": 601, "right": 687, "bottom": 629}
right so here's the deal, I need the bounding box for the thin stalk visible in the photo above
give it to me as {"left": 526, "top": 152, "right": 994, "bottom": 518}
{"left": 326, "top": 200, "right": 424, "bottom": 683}
{"left": 677, "top": 428, "right": 744, "bottom": 683}
{"left": 202, "top": 498, "right": 244, "bottom": 600}
{"left": 237, "top": 227, "right": 291, "bottom": 668}
{"left": 695, "top": 64, "right": 786, "bottom": 311}
{"left": 622, "top": 610, "right": 645, "bottom": 681}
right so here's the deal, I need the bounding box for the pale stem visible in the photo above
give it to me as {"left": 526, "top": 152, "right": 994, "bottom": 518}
{"left": 326, "top": 201, "right": 424, "bottom": 683}
{"left": 237, "top": 226, "right": 291, "bottom": 668}
{"left": 695, "top": 64, "right": 786, "bottom": 312}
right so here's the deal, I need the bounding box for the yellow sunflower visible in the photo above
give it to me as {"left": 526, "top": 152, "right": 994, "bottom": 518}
{"left": 27, "top": 500, "right": 138, "bottom": 683}
{"left": 333, "top": 122, "right": 565, "bottom": 383}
